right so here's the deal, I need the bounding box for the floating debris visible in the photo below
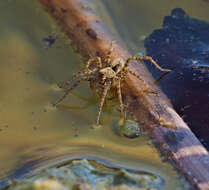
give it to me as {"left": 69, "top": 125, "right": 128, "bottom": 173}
{"left": 7, "top": 159, "right": 164, "bottom": 190}
{"left": 115, "top": 119, "right": 141, "bottom": 138}
{"left": 42, "top": 33, "right": 59, "bottom": 48}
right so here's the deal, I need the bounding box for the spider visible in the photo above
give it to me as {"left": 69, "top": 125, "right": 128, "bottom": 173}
{"left": 53, "top": 43, "right": 171, "bottom": 126}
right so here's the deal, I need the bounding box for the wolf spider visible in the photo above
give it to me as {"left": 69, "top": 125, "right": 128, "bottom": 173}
{"left": 53, "top": 43, "right": 171, "bottom": 126}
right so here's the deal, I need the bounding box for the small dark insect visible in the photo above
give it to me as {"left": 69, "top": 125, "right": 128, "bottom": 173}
{"left": 53, "top": 42, "right": 171, "bottom": 127}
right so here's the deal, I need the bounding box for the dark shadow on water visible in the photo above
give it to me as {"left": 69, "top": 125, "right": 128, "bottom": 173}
{"left": 145, "top": 8, "right": 209, "bottom": 150}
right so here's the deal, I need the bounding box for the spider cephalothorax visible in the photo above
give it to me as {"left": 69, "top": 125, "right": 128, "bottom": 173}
{"left": 54, "top": 43, "right": 171, "bottom": 126}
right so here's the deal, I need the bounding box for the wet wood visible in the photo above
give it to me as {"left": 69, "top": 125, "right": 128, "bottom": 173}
{"left": 39, "top": 0, "right": 209, "bottom": 189}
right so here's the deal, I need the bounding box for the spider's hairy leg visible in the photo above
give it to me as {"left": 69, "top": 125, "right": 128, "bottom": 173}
{"left": 96, "top": 80, "right": 111, "bottom": 125}
{"left": 127, "top": 68, "right": 149, "bottom": 89}
{"left": 116, "top": 79, "right": 125, "bottom": 119}
{"left": 95, "top": 57, "right": 102, "bottom": 68}
{"left": 86, "top": 57, "right": 102, "bottom": 69}
{"left": 130, "top": 56, "right": 171, "bottom": 72}
{"left": 53, "top": 77, "right": 88, "bottom": 107}
{"left": 59, "top": 69, "right": 86, "bottom": 89}
{"left": 127, "top": 68, "right": 158, "bottom": 94}
{"left": 105, "top": 41, "right": 114, "bottom": 64}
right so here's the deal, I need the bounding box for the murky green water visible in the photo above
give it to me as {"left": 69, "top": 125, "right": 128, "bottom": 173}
{"left": 1, "top": 0, "right": 207, "bottom": 189}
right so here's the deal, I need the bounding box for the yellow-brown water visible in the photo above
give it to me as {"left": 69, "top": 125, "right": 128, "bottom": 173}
{"left": 1, "top": 0, "right": 208, "bottom": 189}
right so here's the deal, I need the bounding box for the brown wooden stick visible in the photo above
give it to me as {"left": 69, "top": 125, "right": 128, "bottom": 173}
{"left": 39, "top": 0, "right": 209, "bottom": 189}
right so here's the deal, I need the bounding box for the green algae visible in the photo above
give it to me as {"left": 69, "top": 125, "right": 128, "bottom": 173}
{"left": 8, "top": 159, "right": 164, "bottom": 190}
{"left": 114, "top": 119, "right": 141, "bottom": 139}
